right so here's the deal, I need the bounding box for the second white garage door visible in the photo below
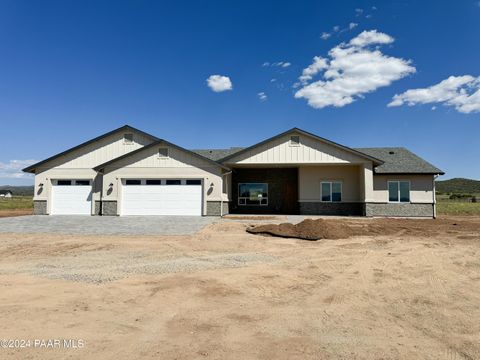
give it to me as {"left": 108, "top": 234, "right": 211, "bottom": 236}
{"left": 121, "top": 179, "right": 203, "bottom": 216}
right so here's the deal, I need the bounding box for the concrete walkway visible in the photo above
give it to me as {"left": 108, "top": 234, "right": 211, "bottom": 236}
{"left": 0, "top": 215, "right": 216, "bottom": 235}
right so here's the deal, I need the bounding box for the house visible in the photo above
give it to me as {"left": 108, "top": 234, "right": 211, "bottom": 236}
{"left": 0, "top": 190, "right": 13, "bottom": 198}
{"left": 23, "top": 125, "right": 444, "bottom": 217}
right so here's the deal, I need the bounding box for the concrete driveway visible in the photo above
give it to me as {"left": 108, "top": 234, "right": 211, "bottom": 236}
{"left": 0, "top": 215, "right": 216, "bottom": 236}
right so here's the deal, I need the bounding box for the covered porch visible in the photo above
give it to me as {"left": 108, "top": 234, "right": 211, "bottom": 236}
{"left": 227, "top": 164, "right": 370, "bottom": 216}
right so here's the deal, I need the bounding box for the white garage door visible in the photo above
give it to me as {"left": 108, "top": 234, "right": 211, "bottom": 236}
{"left": 51, "top": 180, "right": 92, "bottom": 215}
{"left": 121, "top": 179, "right": 202, "bottom": 216}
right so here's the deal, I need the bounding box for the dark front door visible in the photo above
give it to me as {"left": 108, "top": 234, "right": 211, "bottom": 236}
{"left": 230, "top": 168, "right": 298, "bottom": 214}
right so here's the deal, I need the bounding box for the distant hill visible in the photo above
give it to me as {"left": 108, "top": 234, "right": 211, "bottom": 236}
{"left": 436, "top": 178, "right": 480, "bottom": 194}
{"left": 0, "top": 185, "right": 34, "bottom": 196}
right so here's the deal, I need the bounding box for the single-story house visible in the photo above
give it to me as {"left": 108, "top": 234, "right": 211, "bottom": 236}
{"left": 0, "top": 190, "right": 13, "bottom": 198}
{"left": 23, "top": 125, "right": 444, "bottom": 217}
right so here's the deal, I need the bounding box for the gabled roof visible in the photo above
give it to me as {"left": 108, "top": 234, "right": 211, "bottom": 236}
{"left": 355, "top": 147, "right": 444, "bottom": 175}
{"left": 192, "top": 148, "right": 245, "bottom": 161}
{"left": 23, "top": 125, "right": 159, "bottom": 173}
{"left": 218, "top": 127, "right": 385, "bottom": 164}
{"left": 94, "top": 139, "right": 230, "bottom": 172}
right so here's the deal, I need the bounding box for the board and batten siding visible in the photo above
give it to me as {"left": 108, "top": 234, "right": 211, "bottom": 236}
{"left": 101, "top": 144, "right": 228, "bottom": 215}
{"left": 224, "top": 133, "right": 369, "bottom": 165}
{"left": 32, "top": 130, "right": 155, "bottom": 213}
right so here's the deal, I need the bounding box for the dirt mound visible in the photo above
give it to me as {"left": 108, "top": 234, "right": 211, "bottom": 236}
{"left": 246, "top": 217, "right": 480, "bottom": 241}
{"left": 247, "top": 219, "right": 361, "bottom": 240}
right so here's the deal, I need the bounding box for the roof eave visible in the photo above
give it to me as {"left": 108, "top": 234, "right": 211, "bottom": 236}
{"left": 219, "top": 127, "right": 384, "bottom": 165}
{"left": 22, "top": 125, "right": 159, "bottom": 173}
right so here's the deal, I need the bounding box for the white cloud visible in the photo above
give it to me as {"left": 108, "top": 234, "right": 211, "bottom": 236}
{"left": 298, "top": 56, "right": 328, "bottom": 84}
{"left": 257, "top": 92, "right": 268, "bottom": 101}
{"left": 206, "top": 75, "right": 233, "bottom": 92}
{"left": 388, "top": 75, "right": 480, "bottom": 114}
{"left": 0, "top": 160, "right": 36, "bottom": 179}
{"left": 349, "top": 22, "right": 358, "bottom": 30}
{"left": 320, "top": 32, "right": 331, "bottom": 40}
{"left": 355, "top": 8, "right": 364, "bottom": 16}
{"left": 281, "top": 62, "right": 291, "bottom": 68}
{"left": 262, "top": 62, "right": 270, "bottom": 67}
{"left": 349, "top": 29, "right": 393, "bottom": 47}
{"left": 263, "top": 61, "right": 291, "bottom": 68}
{"left": 294, "top": 30, "right": 415, "bottom": 109}
{"left": 372, "top": 6, "right": 377, "bottom": 10}
{"left": 333, "top": 25, "right": 340, "bottom": 32}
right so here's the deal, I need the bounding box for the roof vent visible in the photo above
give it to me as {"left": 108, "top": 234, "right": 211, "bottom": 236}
{"left": 388, "top": 151, "right": 395, "bottom": 155}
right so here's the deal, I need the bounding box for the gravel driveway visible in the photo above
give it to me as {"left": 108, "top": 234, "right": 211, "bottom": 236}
{"left": 0, "top": 215, "right": 216, "bottom": 235}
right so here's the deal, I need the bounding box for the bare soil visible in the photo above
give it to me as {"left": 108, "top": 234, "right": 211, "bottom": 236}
{"left": 247, "top": 217, "right": 480, "bottom": 240}
{"left": 0, "top": 209, "right": 32, "bottom": 218}
{"left": 1, "top": 216, "right": 480, "bottom": 359}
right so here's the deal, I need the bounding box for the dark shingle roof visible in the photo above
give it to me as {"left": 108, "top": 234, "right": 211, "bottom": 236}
{"left": 192, "top": 148, "right": 245, "bottom": 161}
{"left": 355, "top": 147, "right": 444, "bottom": 175}
{"left": 0, "top": 190, "right": 12, "bottom": 195}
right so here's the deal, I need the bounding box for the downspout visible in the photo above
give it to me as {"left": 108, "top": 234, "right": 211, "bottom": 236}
{"left": 221, "top": 170, "right": 233, "bottom": 217}
{"left": 433, "top": 174, "right": 439, "bottom": 219}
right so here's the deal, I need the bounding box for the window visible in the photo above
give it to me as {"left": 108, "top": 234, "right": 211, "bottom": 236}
{"left": 238, "top": 183, "right": 268, "bottom": 206}
{"left": 166, "top": 179, "right": 181, "bottom": 185}
{"left": 125, "top": 179, "right": 141, "bottom": 185}
{"left": 124, "top": 133, "right": 134, "bottom": 144}
{"left": 186, "top": 179, "right": 201, "bottom": 185}
{"left": 321, "top": 181, "right": 342, "bottom": 202}
{"left": 57, "top": 180, "right": 72, "bottom": 186}
{"left": 146, "top": 179, "right": 161, "bottom": 185}
{"left": 388, "top": 181, "right": 410, "bottom": 203}
{"left": 158, "top": 148, "right": 169, "bottom": 158}
{"left": 74, "top": 180, "right": 90, "bottom": 186}
{"left": 290, "top": 135, "right": 300, "bottom": 146}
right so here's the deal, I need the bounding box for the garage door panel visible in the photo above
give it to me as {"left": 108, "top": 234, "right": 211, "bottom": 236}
{"left": 51, "top": 185, "right": 92, "bottom": 215}
{"left": 122, "top": 183, "right": 202, "bottom": 216}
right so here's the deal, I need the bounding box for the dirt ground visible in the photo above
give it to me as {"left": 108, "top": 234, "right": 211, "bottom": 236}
{"left": 0, "top": 216, "right": 480, "bottom": 360}
{"left": 0, "top": 209, "right": 32, "bottom": 218}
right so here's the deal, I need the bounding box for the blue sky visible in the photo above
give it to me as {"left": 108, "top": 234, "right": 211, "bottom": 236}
{"left": 1, "top": 0, "right": 479, "bottom": 185}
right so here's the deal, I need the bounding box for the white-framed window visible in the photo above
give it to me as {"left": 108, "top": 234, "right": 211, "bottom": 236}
{"left": 290, "top": 135, "right": 300, "bottom": 146}
{"left": 158, "top": 147, "right": 169, "bottom": 158}
{"left": 124, "top": 133, "right": 134, "bottom": 144}
{"left": 320, "top": 181, "right": 342, "bottom": 202}
{"left": 238, "top": 183, "right": 268, "bottom": 206}
{"left": 388, "top": 180, "right": 410, "bottom": 203}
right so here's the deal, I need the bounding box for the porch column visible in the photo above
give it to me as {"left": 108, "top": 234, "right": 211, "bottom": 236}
{"left": 361, "top": 162, "right": 374, "bottom": 203}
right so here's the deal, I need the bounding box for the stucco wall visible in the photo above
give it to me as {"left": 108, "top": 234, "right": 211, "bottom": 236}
{"left": 32, "top": 129, "right": 154, "bottom": 214}
{"left": 298, "top": 165, "right": 363, "bottom": 202}
{"left": 101, "top": 144, "right": 227, "bottom": 216}
{"left": 371, "top": 174, "right": 435, "bottom": 203}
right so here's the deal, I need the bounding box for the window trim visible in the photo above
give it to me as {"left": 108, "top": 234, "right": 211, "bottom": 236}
{"left": 320, "top": 181, "right": 343, "bottom": 202}
{"left": 238, "top": 183, "right": 269, "bottom": 206}
{"left": 388, "top": 180, "right": 411, "bottom": 203}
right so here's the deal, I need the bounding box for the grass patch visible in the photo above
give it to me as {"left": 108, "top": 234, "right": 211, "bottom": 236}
{"left": 0, "top": 196, "right": 33, "bottom": 210}
{"left": 437, "top": 202, "right": 480, "bottom": 216}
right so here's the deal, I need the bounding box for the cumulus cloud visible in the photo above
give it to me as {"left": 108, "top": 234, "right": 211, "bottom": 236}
{"left": 388, "top": 75, "right": 480, "bottom": 114}
{"left": 0, "top": 160, "right": 36, "bottom": 179}
{"left": 257, "top": 92, "right": 268, "bottom": 101}
{"left": 333, "top": 25, "right": 340, "bottom": 32}
{"left": 206, "top": 75, "right": 233, "bottom": 92}
{"left": 349, "top": 22, "right": 358, "bottom": 30}
{"left": 298, "top": 56, "right": 328, "bottom": 84}
{"left": 294, "top": 30, "right": 415, "bottom": 109}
